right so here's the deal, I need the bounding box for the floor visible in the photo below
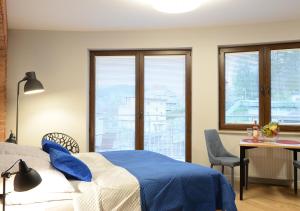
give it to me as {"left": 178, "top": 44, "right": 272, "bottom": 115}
{"left": 235, "top": 183, "right": 300, "bottom": 211}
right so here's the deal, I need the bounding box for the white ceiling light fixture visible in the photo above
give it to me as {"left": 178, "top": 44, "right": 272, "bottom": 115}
{"left": 149, "top": 0, "right": 208, "bottom": 14}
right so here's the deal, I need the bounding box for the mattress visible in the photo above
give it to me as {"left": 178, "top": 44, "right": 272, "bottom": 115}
{"left": 1, "top": 200, "right": 74, "bottom": 211}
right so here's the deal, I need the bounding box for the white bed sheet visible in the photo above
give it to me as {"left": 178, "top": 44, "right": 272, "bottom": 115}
{"left": 72, "top": 152, "right": 141, "bottom": 211}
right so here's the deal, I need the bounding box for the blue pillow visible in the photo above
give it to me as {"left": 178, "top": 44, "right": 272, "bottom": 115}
{"left": 42, "top": 139, "right": 70, "bottom": 154}
{"left": 48, "top": 148, "right": 92, "bottom": 182}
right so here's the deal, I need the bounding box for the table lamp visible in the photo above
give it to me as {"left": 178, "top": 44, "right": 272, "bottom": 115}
{"left": 16, "top": 72, "right": 45, "bottom": 143}
{"left": 1, "top": 159, "right": 42, "bottom": 211}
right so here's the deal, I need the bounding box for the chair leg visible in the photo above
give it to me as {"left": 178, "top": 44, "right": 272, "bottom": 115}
{"left": 245, "top": 163, "right": 248, "bottom": 190}
{"left": 221, "top": 165, "right": 224, "bottom": 174}
{"left": 231, "top": 167, "right": 234, "bottom": 190}
{"left": 294, "top": 166, "right": 298, "bottom": 195}
{"left": 210, "top": 164, "right": 214, "bottom": 168}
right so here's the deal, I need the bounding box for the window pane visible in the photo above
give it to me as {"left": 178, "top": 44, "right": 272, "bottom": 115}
{"left": 271, "top": 48, "right": 300, "bottom": 125}
{"left": 225, "top": 51, "right": 259, "bottom": 124}
{"left": 144, "top": 55, "right": 186, "bottom": 161}
{"left": 95, "top": 56, "right": 135, "bottom": 152}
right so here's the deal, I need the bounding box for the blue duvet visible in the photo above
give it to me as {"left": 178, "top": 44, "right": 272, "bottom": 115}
{"left": 101, "top": 150, "right": 237, "bottom": 211}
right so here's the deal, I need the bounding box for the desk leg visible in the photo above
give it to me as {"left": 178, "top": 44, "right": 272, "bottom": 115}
{"left": 294, "top": 150, "right": 298, "bottom": 162}
{"left": 240, "top": 146, "right": 245, "bottom": 200}
{"left": 294, "top": 150, "right": 298, "bottom": 194}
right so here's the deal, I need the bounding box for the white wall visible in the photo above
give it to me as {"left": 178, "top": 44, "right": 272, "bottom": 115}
{"left": 7, "top": 20, "right": 300, "bottom": 178}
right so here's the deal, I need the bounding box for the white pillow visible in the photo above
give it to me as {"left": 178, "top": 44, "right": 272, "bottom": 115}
{"left": 0, "top": 154, "right": 75, "bottom": 198}
{"left": 0, "top": 142, "right": 49, "bottom": 161}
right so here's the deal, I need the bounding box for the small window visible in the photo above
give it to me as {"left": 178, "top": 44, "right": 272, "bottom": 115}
{"left": 271, "top": 48, "right": 300, "bottom": 125}
{"left": 224, "top": 51, "right": 259, "bottom": 124}
{"left": 219, "top": 42, "right": 300, "bottom": 131}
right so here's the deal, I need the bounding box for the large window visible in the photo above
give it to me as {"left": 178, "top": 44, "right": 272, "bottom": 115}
{"left": 90, "top": 50, "right": 191, "bottom": 161}
{"left": 219, "top": 42, "right": 300, "bottom": 131}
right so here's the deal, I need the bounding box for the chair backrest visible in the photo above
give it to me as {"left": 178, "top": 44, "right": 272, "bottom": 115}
{"left": 42, "top": 132, "right": 80, "bottom": 153}
{"left": 204, "top": 129, "right": 227, "bottom": 159}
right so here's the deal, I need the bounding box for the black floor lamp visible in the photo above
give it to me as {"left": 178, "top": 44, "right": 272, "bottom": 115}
{"left": 15, "top": 72, "right": 45, "bottom": 143}
{"left": 1, "top": 159, "right": 42, "bottom": 211}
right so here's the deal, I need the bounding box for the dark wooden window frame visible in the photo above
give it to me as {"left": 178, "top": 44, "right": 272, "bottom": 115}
{"left": 89, "top": 49, "right": 192, "bottom": 162}
{"left": 219, "top": 42, "right": 300, "bottom": 131}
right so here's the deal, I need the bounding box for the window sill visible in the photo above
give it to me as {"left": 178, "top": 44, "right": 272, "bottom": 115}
{"left": 218, "top": 130, "right": 300, "bottom": 137}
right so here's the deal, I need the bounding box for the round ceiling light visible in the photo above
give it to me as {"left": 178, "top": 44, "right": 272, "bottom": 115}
{"left": 150, "top": 0, "right": 207, "bottom": 14}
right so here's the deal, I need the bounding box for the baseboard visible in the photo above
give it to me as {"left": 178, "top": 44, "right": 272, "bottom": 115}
{"left": 223, "top": 175, "right": 300, "bottom": 188}
{"left": 248, "top": 177, "right": 291, "bottom": 186}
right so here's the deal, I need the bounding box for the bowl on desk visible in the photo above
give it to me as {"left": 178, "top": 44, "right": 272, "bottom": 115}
{"left": 261, "top": 135, "right": 279, "bottom": 142}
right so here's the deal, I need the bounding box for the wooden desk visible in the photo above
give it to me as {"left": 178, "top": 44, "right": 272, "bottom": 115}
{"left": 240, "top": 138, "right": 300, "bottom": 200}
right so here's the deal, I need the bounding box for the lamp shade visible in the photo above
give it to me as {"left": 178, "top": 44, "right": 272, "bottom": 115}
{"left": 13, "top": 160, "right": 42, "bottom": 192}
{"left": 23, "top": 72, "right": 44, "bottom": 95}
{"left": 5, "top": 131, "right": 16, "bottom": 144}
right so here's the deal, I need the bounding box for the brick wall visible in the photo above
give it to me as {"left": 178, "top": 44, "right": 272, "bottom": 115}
{"left": 0, "top": 0, "right": 7, "bottom": 141}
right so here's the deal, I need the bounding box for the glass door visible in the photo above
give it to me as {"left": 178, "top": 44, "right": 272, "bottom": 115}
{"left": 143, "top": 54, "right": 187, "bottom": 161}
{"left": 93, "top": 55, "right": 136, "bottom": 152}
{"left": 90, "top": 50, "right": 191, "bottom": 161}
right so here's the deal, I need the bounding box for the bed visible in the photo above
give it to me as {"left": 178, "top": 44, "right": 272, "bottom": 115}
{"left": 0, "top": 143, "right": 237, "bottom": 211}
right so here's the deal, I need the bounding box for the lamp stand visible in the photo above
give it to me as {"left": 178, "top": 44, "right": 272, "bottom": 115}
{"left": 1, "top": 172, "right": 13, "bottom": 211}
{"left": 2, "top": 176, "right": 6, "bottom": 211}
{"left": 16, "top": 78, "right": 27, "bottom": 144}
{"left": 1, "top": 160, "right": 19, "bottom": 211}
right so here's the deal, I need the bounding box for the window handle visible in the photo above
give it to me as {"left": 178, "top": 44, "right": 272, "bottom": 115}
{"left": 139, "top": 111, "right": 143, "bottom": 119}
{"left": 260, "top": 87, "right": 265, "bottom": 96}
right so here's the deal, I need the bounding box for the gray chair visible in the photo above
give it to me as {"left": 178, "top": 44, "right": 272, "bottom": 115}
{"left": 204, "top": 129, "right": 249, "bottom": 190}
{"left": 293, "top": 160, "right": 300, "bottom": 194}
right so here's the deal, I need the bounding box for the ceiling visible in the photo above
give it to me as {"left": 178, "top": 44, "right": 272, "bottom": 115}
{"left": 7, "top": 0, "right": 300, "bottom": 31}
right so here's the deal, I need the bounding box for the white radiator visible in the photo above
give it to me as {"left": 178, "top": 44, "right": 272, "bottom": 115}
{"left": 247, "top": 148, "right": 293, "bottom": 180}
